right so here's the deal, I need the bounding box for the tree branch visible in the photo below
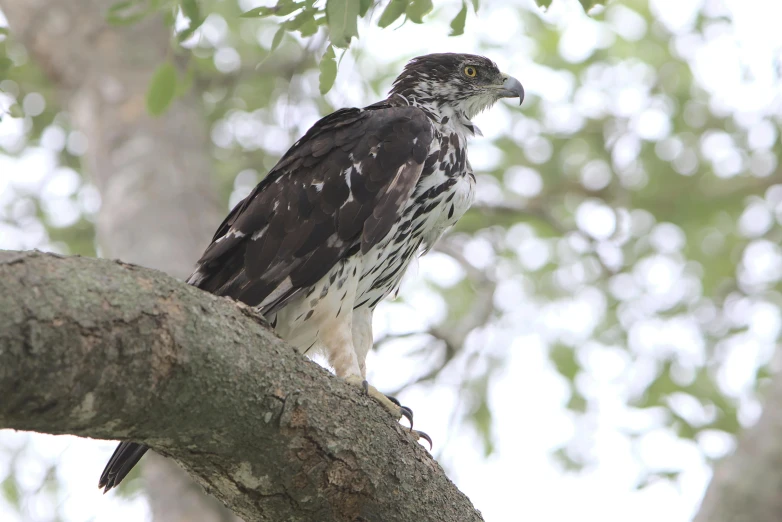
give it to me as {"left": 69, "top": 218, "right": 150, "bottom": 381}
{"left": 0, "top": 250, "right": 484, "bottom": 522}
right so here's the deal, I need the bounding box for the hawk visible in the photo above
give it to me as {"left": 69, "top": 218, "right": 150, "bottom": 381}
{"left": 99, "top": 52, "right": 523, "bottom": 492}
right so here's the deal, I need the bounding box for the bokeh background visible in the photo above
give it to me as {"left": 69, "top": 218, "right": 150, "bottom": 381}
{"left": 1, "top": 0, "right": 781, "bottom": 520}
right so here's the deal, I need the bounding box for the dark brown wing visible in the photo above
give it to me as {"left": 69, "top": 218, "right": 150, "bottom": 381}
{"left": 187, "top": 105, "right": 433, "bottom": 313}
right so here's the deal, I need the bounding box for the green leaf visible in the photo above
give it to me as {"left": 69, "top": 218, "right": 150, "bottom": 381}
{"left": 471, "top": 0, "right": 479, "bottom": 11}
{"left": 552, "top": 447, "right": 583, "bottom": 472}
{"left": 241, "top": 6, "right": 275, "bottom": 17}
{"left": 242, "top": 0, "right": 302, "bottom": 18}
{"left": 107, "top": 0, "right": 134, "bottom": 15}
{"left": 283, "top": 10, "right": 323, "bottom": 36}
{"left": 377, "top": 0, "right": 407, "bottom": 28}
{"left": 285, "top": 12, "right": 307, "bottom": 30}
{"left": 406, "top": 0, "right": 432, "bottom": 23}
{"left": 1, "top": 475, "right": 20, "bottom": 509}
{"left": 8, "top": 103, "right": 24, "bottom": 118}
{"left": 273, "top": 0, "right": 304, "bottom": 16}
{"left": 298, "top": 18, "right": 320, "bottom": 36}
{"left": 176, "top": 26, "right": 196, "bottom": 42}
{"left": 180, "top": 0, "right": 201, "bottom": 23}
{"left": 146, "top": 62, "right": 178, "bottom": 116}
{"left": 162, "top": 7, "right": 177, "bottom": 27}
{"left": 579, "top": 0, "right": 604, "bottom": 12}
{"left": 550, "top": 343, "right": 579, "bottom": 381}
{"left": 177, "top": 0, "right": 204, "bottom": 41}
{"left": 319, "top": 46, "right": 337, "bottom": 94}
{"left": 359, "top": 0, "right": 373, "bottom": 16}
{"left": 567, "top": 390, "right": 587, "bottom": 413}
{"left": 449, "top": 2, "right": 467, "bottom": 36}
{"left": 535, "top": 0, "right": 553, "bottom": 10}
{"left": 471, "top": 397, "right": 495, "bottom": 457}
{"left": 326, "top": 0, "right": 360, "bottom": 48}
{"left": 0, "top": 27, "right": 9, "bottom": 37}
{"left": 270, "top": 26, "right": 286, "bottom": 51}
{"left": 635, "top": 471, "right": 682, "bottom": 490}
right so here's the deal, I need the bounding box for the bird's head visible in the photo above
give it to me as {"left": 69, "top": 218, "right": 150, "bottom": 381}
{"left": 389, "top": 53, "right": 524, "bottom": 120}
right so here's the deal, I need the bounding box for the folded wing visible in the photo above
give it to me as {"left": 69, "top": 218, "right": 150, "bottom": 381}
{"left": 188, "top": 105, "right": 434, "bottom": 314}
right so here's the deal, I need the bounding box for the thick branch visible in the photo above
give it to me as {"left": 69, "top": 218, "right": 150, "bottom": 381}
{"left": 0, "top": 250, "right": 483, "bottom": 522}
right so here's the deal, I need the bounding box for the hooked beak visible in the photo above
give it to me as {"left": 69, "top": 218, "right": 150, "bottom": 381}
{"left": 498, "top": 74, "right": 524, "bottom": 105}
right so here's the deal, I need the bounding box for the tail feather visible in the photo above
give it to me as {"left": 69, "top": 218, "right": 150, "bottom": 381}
{"left": 98, "top": 442, "right": 149, "bottom": 493}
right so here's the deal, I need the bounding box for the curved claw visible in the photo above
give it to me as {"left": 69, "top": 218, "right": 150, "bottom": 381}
{"left": 400, "top": 406, "right": 414, "bottom": 429}
{"left": 385, "top": 395, "right": 414, "bottom": 429}
{"left": 413, "top": 430, "right": 433, "bottom": 450}
{"left": 385, "top": 395, "right": 401, "bottom": 407}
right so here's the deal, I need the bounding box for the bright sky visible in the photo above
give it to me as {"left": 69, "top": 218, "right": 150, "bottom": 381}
{"left": 1, "top": 0, "right": 782, "bottom": 521}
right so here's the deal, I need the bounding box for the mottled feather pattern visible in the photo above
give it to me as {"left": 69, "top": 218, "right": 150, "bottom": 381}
{"left": 188, "top": 105, "right": 433, "bottom": 314}
{"left": 99, "top": 52, "right": 523, "bottom": 494}
{"left": 187, "top": 53, "right": 511, "bottom": 319}
{"left": 180, "top": 53, "right": 521, "bottom": 360}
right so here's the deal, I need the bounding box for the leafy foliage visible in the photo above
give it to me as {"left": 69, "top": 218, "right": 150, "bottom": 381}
{"left": 326, "top": 0, "right": 361, "bottom": 48}
{"left": 96, "top": 0, "right": 603, "bottom": 110}
{"left": 377, "top": 0, "right": 408, "bottom": 28}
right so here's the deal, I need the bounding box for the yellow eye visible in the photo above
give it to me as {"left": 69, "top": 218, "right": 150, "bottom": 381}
{"left": 464, "top": 66, "right": 477, "bottom": 78}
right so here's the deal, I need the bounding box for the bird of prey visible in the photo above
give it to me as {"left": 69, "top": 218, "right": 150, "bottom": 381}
{"left": 98, "top": 52, "right": 523, "bottom": 492}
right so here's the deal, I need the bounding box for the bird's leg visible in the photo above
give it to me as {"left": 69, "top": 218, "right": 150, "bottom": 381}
{"left": 334, "top": 308, "right": 431, "bottom": 448}
{"left": 328, "top": 322, "right": 413, "bottom": 424}
{"left": 344, "top": 375, "right": 432, "bottom": 449}
{"left": 347, "top": 309, "right": 416, "bottom": 423}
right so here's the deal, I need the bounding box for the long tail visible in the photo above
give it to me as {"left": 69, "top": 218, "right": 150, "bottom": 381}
{"left": 98, "top": 442, "right": 149, "bottom": 493}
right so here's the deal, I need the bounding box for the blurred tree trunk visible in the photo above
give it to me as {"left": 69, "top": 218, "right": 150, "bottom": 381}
{"left": 0, "top": 0, "right": 235, "bottom": 520}
{"left": 693, "top": 368, "right": 782, "bottom": 522}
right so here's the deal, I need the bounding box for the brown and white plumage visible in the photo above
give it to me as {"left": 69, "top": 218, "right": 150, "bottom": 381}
{"left": 99, "top": 53, "right": 523, "bottom": 492}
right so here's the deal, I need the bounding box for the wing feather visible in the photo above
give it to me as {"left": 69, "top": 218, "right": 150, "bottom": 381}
{"left": 189, "top": 105, "right": 433, "bottom": 314}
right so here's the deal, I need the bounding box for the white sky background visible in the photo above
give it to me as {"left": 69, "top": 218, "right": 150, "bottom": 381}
{"left": 1, "top": 0, "right": 782, "bottom": 520}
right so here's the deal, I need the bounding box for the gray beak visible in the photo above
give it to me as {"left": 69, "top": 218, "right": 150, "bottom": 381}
{"left": 499, "top": 74, "right": 524, "bottom": 105}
